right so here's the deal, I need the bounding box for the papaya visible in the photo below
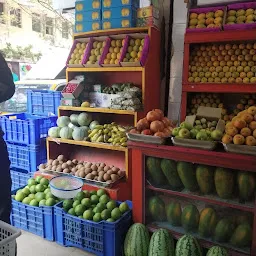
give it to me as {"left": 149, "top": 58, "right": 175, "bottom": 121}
{"left": 237, "top": 171, "right": 256, "bottom": 202}
{"left": 198, "top": 208, "right": 217, "bottom": 238}
{"left": 177, "top": 161, "right": 198, "bottom": 192}
{"left": 214, "top": 168, "right": 234, "bottom": 199}
{"left": 230, "top": 224, "right": 252, "bottom": 248}
{"left": 166, "top": 202, "right": 182, "bottom": 226}
{"left": 214, "top": 218, "right": 234, "bottom": 242}
{"left": 148, "top": 196, "right": 166, "bottom": 222}
{"left": 196, "top": 165, "right": 214, "bottom": 195}
{"left": 146, "top": 157, "right": 166, "bottom": 186}
{"left": 160, "top": 159, "right": 183, "bottom": 189}
{"left": 235, "top": 214, "right": 253, "bottom": 226}
{"left": 181, "top": 204, "right": 200, "bottom": 232}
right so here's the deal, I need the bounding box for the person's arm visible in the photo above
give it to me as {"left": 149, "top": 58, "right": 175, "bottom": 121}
{"left": 0, "top": 53, "right": 15, "bottom": 103}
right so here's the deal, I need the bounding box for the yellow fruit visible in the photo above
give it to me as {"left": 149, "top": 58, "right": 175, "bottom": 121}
{"left": 246, "top": 9, "right": 254, "bottom": 16}
{"left": 111, "top": 52, "right": 117, "bottom": 59}
{"left": 215, "top": 10, "right": 224, "bottom": 17}
{"left": 116, "top": 40, "right": 122, "bottom": 47}
{"left": 127, "top": 46, "right": 133, "bottom": 53}
{"left": 117, "top": 53, "right": 121, "bottom": 59}
{"left": 123, "top": 58, "right": 128, "bottom": 62}
{"left": 139, "top": 46, "right": 143, "bottom": 51}
{"left": 138, "top": 52, "right": 142, "bottom": 59}
{"left": 95, "top": 48, "right": 100, "bottom": 56}
{"left": 126, "top": 53, "right": 130, "bottom": 59}
{"left": 110, "top": 59, "right": 115, "bottom": 64}
{"left": 129, "top": 58, "right": 134, "bottom": 62}
{"left": 75, "top": 53, "right": 80, "bottom": 59}
{"left": 190, "top": 18, "right": 198, "bottom": 26}
{"left": 228, "top": 10, "right": 236, "bottom": 16}
{"left": 91, "top": 49, "right": 95, "bottom": 55}
{"left": 135, "top": 39, "right": 141, "bottom": 46}
{"left": 237, "top": 16, "right": 246, "bottom": 23}
{"left": 97, "top": 42, "right": 102, "bottom": 49}
{"left": 133, "top": 45, "right": 139, "bottom": 52}
{"left": 100, "top": 48, "right": 103, "bottom": 54}
{"left": 206, "top": 12, "right": 214, "bottom": 18}
{"left": 109, "top": 47, "right": 114, "bottom": 53}
{"left": 74, "top": 49, "right": 78, "bottom": 54}
{"left": 246, "top": 14, "right": 254, "bottom": 22}
{"left": 76, "top": 43, "right": 81, "bottom": 49}
{"left": 104, "top": 59, "right": 110, "bottom": 64}
{"left": 111, "top": 40, "right": 116, "bottom": 47}
{"left": 89, "top": 55, "right": 97, "bottom": 62}
{"left": 69, "top": 60, "right": 74, "bottom": 64}
{"left": 134, "top": 58, "right": 139, "bottom": 62}
{"left": 236, "top": 9, "right": 246, "bottom": 17}
{"left": 129, "top": 39, "right": 135, "bottom": 46}
{"left": 115, "top": 59, "right": 119, "bottom": 64}
{"left": 214, "top": 17, "right": 223, "bottom": 24}
{"left": 130, "top": 51, "right": 137, "bottom": 58}
{"left": 93, "top": 42, "right": 98, "bottom": 48}
{"left": 198, "top": 13, "right": 206, "bottom": 20}
{"left": 227, "top": 16, "right": 236, "bottom": 22}
{"left": 190, "top": 13, "right": 198, "bottom": 19}
{"left": 106, "top": 53, "right": 111, "bottom": 60}
{"left": 114, "top": 47, "right": 120, "bottom": 53}
{"left": 198, "top": 19, "right": 206, "bottom": 25}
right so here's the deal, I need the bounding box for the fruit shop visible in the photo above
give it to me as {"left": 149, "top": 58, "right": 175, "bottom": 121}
{"left": 3, "top": 0, "right": 256, "bottom": 256}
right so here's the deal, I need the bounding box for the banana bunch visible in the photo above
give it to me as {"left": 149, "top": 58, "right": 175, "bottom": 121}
{"left": 88, "top": 123, "right": 128, "bottom": 147}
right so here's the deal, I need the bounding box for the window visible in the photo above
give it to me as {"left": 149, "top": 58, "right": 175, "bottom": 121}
{"left": 32, "top": 13, "right": 41, "bottom": 32}
{"left": 45, "top": 17, "right": 53, "bottom": 35}
{"left": 62, "top": 22, "right": 69, "bottom": 39}
{"left": 0, "top": 3, "right": 5, "bottom": 24}
{"left": 10, "top": 8, "right": 22, "bottom": 28}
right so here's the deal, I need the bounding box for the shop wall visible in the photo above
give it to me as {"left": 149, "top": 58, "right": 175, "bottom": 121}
{"left": 167, "top": 0, "right": 187, "bottom": 122}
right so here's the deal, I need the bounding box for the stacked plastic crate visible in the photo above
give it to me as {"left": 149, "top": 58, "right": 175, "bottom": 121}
{"left": 0, "top": 90, "right": 61, "bottom": 190}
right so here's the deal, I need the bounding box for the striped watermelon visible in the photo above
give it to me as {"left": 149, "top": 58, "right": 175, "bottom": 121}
{"left": 206, "top": 246, "right": 228, "bottom": 256}
{"left": 175, "top": 235, "right": 202, "bottom": 256}
{"left": 124, "top": 223, "right": 150, "bottom": 256}
{"left": 148, "top": 229, "right": 175, "bottom": 256}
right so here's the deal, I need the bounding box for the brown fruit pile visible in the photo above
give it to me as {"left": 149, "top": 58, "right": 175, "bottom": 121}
{"left": 189, "top": 42, "right": 256, "bottom": 83}
{"left": 189, "top": 10, "right": 224, "bottom": 29}
{"left": 222, "top": 106, "right": 256, "bottom": 146}
{"left": 39, "top": 155, "right": 125, "bottom": 184}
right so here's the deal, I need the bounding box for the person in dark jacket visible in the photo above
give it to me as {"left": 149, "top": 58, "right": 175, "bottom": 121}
{"left": 0, "top": 52, "right": 15, "bottom": 223}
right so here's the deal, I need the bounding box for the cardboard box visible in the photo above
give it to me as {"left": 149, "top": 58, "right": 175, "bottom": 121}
{"left": 102, "top": 16, "right": 136, "bottom": 30}
{"left": 75, "top": 21, "right": 101, "bottom": 33}
{"left": 185, "top": 106, "right": 225, "bottom": 133}
{"left": 75, "top": 0, "right": 101, "bottom": 12}
{"left": 136, "top": 16, "right": 161, "bottom": 29}
{"left": 102, "top": 0, "right": 139, "bottom": 8}
{"left": 62, "top": 80, "right": 84, "bottom": 99}
{"left": 137, "top": 6, "right": 159, "bottom": 18}
{"left": 89, "top": 92, "right": 120, "bottom": 108}
{"left": 102, "top": 6, "right": 137, "bottom": 20}
{"left": 76, "top": 10, "right": 101, "bottom": 22}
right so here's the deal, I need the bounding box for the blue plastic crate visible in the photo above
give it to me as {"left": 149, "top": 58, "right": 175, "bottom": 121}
{"left": 7, "top": 141, "right": 47, "bottom": 172}
{"left": 11, "top": 169, "right": 33, "bottom": 191}
{"left": 54, "top": 201, "right": 132, "bottom": 256}
{"left": 0, "top": 113, "right": 57, "bottom": 145}
{"left": 11, "top": 187, "right": 55, "bottom": 241}
{"left": 27, "top": 90, "right": 62, "bottom": 116}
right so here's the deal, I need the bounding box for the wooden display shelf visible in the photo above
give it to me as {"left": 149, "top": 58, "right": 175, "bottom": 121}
{"left": 182, "top": 83, "right": 256, "bottom": 93}
{"left": 146, "top": 185, "right": 254, "bottom": 213}
{"left": 185, "top": 29, "right": 256, "bottom": 44}
{"left": 73, "top": 27, "right": 150, "bottom": 39}
{"left": 147, "top": 224, "right": 249, "bottom": 256}
{"left": 67, "top": 67, "right": 144, "bottom": 73}
{"left": 47, "top": 137, "right": 127, "bottom": 152}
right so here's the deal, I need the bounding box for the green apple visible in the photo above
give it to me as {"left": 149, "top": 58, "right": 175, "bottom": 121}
{"left": 180, "top": 122, "right": 193, "bottom": 131}
{"left": 195, "top": 120, "right": 201, "bottom": 125}
{"left": 211, "top": 129, "right": 223, "bottom": 141}
{"left": 172, "top": 127, "right": 181, "bottom": 137}
{"left": 190, "top": 129, "right": 198, "bottom": 139}
{"left": 200, "top": 118, "right": 207, "bottom": 124}
{"left": 196, "top": 131, "right": 208, "bottom": 141}
{"left": 178, "top": 128, "right": 191, "bottom": 139}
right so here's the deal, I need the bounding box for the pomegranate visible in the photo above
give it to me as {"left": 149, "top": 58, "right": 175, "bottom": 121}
{"left": 154, "top": 132, "right": 165, "bottom": 137}
{"left": 146, "top": 110, "right": 161, "bottom": 122}
{"left": 129, "top": 129, "right": 140, "bottom": 134}
{"left": 154, "top": 109, "right": 164, "bottom": 119}
{"left": 161, "top": 117, "right": 172, "bottom": 127}
{"left": 141, "top": 129, "right": 153, "bottom": 135}
{"left": 136, "top": 118, "right": 149, "bottom": 131}
{"left": 150, "top": 120, "right": 165, "bottom": 133}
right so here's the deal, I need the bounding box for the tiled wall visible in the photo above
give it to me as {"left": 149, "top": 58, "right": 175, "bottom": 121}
{"left": 168, "top": 0, "right": 188, "bottom": 122}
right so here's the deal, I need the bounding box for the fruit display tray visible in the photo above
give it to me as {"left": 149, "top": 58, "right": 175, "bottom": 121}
{"left": 224, "top": 2, "right": 256, "bottom": 31}
{"left": 171, "top": 137, "right": 218, "bottom": 151}
{"left": 187, "top": 6, "right": 226, "bottom": 33}
{"left": 223, "top": 143, "right": 256, "bottom": 156}
{"left": 38, "top": 167, "right": 126, "bottom": 188}
{"left": 127, "top": 133, "right": 168, "bottom": 145}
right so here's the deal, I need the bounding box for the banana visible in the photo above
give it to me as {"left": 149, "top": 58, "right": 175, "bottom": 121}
{"left": 96, "top": 135, "right": 104, "bottom": 143}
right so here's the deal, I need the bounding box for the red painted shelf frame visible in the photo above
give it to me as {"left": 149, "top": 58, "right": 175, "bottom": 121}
{"left": 181, "top": 30, "right": 256, "bottom": 121}
{"left": 129, "top": 141, "right": 256, "bottom": 255}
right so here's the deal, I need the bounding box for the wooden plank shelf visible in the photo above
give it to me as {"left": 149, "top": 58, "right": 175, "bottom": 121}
{"left": 66, "top": 67, "right": 144, "bottom": 73}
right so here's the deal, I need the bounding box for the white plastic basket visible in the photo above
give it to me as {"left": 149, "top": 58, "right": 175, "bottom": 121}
{"left": 0, "top": 220, "right": 21, "bottom": 256}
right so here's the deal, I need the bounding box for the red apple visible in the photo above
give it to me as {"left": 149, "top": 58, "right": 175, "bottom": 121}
{"left": 141, "top": 129, "right": 153, "bottom": 136}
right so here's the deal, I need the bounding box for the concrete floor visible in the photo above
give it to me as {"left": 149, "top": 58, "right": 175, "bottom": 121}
{"left": 17, "top": 231, "right": 95, "bottom": 256}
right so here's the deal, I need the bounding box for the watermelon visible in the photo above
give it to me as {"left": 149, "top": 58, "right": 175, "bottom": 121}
{"left": 177, "top": 161, "right": 198, "bottom": 192}
{"left": 59, "top": 127, "right": 73, "bottom": 139}
{"left": 214, "top": 218, "right": 234, "bottom": 243}
{"left": 215, "top": 168, "right": 234, "bottom": 199}
{"left": 166, "top": 202, "right": 182, "bottom": 226}
{"left": 146, "top": 157, "right": 166, "bottom": 186}
{"left": 160, "top": 159, "right": 183, "bottom": 189}
{"left": 237, "top": 171, "right": 256, "bottom": 201}
{"left": 148, "top": 229, "right": 175, "bottom": 256}
{"left": 230, "top": 224, "right": 252, "bottom": 248}
{"left": 148, "top": 196, "right": 166, "bottom": 222}
{"left": 89, "top": 120, "right": 100, "bottom": 130}
{"left": 72, "top": 127, "right": 85, "bottom": 141}
{"left": 78, "top": 112, "right": 92, "bottom": 126}
{"left": 196, "top": 165, "right": 214, "bottom": 195}
{"left": 48, "top": 127, "right": 61, "bottom": 138}
{"left": 181, "top": 204, "right": 199, "bottom": 232}
{"left": 198, "top": 208, "right": 217, "bottom": 238}
{"left": 175, "top": 234, "right": 202, "bottom": 256}
{"left": 70, "top": 114, "right": 79, "bottom": 125}
{"left": 124, "top": 223, "right": 150, "bottom": 256}
{"left": 57, "top": 116, "right": 70, "bottom": 128}
{"left": 206, "top": 246, "right": 228, "bottom": 256}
